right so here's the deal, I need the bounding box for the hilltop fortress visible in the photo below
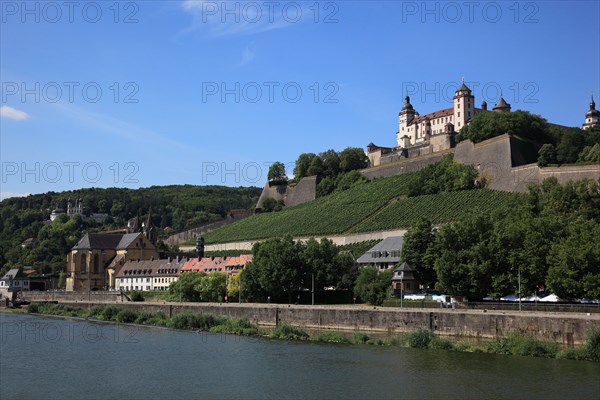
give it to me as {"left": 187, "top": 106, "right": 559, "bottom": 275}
{"left": 367, "top": 80, "right": 599, "bottom": 167}
{"left": 256, "top": 82, "right": 600, "bottom": 209}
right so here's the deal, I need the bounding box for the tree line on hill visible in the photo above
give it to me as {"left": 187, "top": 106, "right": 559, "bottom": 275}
{"left": 457, "top": 110, "right": 600, "bottom": 165}
{"left": 0, "top": 185, "right": 261, "bottom": 276}
{"left": 266, "top": 147, "right": 370, "bottom": 202}
{"left": 400, "top": 177, "right": 600, "bottom": 301}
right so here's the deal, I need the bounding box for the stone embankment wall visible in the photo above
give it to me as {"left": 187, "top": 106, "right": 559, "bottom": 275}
{"left": 31, "top": 301, "right": 600, "bottom": 346}
{"left": 25, "top": 291, "right": 127, "bottom": 303}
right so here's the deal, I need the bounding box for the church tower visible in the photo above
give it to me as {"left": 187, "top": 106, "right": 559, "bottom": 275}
{"left": 453, "top": 78, "right": 474, "bottom": 130}
{"left": 582, "top": 95, "right": 600, "bottom": 130}
{"left": 397, "top": 96, "right": 416, "bottom": 146}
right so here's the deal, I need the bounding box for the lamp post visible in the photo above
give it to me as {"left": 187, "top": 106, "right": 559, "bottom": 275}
{"left": 400, "top": 270, "right": 404, "bottom": 308}
{"left": 518, "top": 265, "right": 522, "bottom": 312}
{"left": 310, "top": 273, "right": 314, "bottom": 306}
{"left": 303, "top": 273, "right": 315, "bottom": 306}
{"left": 88, "top": 251, "right": 92, "bottom": 301}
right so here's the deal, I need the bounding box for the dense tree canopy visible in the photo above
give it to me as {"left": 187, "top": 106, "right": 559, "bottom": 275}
{"left": 457, "top": 110, "right": 551, "bottom": 144}
{"left": 407, "top": 154, "right": 479, "bottom": 196}
{"left": 0, "top": 185, "right": 261, "bottom": 276}
{"left": 400, "top": 218, "right": 437, "bottom": 288}
{"left": 268, "top": 162, "right": 288, "bottom": 184}
{"left": 353, "top": 266, "right": 393, "bottom": 306}
{"left": 401, "top": 177, "right": 600, "bottom": 300}
{"left": 240, "top": 236, "right": 355, "bottom": 303}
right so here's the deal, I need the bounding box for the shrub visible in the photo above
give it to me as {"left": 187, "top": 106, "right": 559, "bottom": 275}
{"left": 584, "top": 329, "right": 600, "bottom": 362}
{"left": 352, "top": 331, "right": 370, "bottom": 344}
{"left": 557, "top": 347, "right": 587, "bottom": 361}
{"left": 430, "top": 336, "right": 454, "bottom": 350}
{"left": 406, "top": 329, "right": 435, "bottom": 349}
{"left": 270, "top": 323, "right": 309, "bottom": 340}
{"left": 134, "top": 311, "right": 154, "bottom": 325}
{"left": 148, "top": 311, "right": 170, "bottom": 326}
{"left": 314, "top": 332, "right": 350, "bottom": 344}
{"left": 129, "top": 291, "right": 145, "bottom": 302}
{"left": 99, "top": 305, "right": 122, "bottom": 321}
{"left": 490, "top": 334, "right": 559, "bottom": 358}
{"left": 116, "top": 309, "right": 138, "bottom": 324}
{"left": 27, "top": 303, "right": 40, "bottom": 313}
{"left": 168, "top": 312, "right": 224, "bottom": 330}
{"left": 209, "top": 317, "right": 259, "bottom": 335}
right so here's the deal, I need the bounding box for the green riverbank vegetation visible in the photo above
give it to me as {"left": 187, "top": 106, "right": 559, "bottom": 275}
{"left": 26, "top": 303, "right": 599, "bottom": 362}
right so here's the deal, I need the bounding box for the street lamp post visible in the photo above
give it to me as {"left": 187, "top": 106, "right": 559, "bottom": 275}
{"left": 303, "top": 273, "right": 315, "bottom": 306}
{"left": 400, "top": 270, "right": 404, "bottom": 308}
{"left": 311, "top": 273, "right": 314, "bottom": 306}
{"left": 518, "top": 266, "right": 522, "bottom": 312}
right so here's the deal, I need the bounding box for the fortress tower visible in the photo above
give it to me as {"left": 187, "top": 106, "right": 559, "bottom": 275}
{"left": 453, "top": 78, "right": 475, "bottom": 129}
{"left": 582, "top": 95, "right": 600, "bottom": 129}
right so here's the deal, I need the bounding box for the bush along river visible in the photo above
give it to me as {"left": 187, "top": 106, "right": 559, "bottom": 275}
{"left": 1, "top": 308, "right": 599, "bottom": 400}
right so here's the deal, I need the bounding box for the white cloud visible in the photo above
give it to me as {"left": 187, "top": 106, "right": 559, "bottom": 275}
{"left": 0, "top": 106, "right": 29, "bottom": 121}
{"left": 180, "top": 0, "right": 300, "bottom": 38}
{"left": 234, "top": 44, "right": 256, "bottom": 68}
{"left": 51, "top": 102, "right": 188, "bottom": 151}
{"left": 0, "top": 192, "right": 30, "bottom": 201}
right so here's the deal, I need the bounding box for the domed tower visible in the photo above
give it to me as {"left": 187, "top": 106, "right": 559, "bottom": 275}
{"left": 453, "top": 78, "right": 475, "bottom": 130}
{"left": 493, "top": 95, "right": 511, "bottom": 112}
{"left": 398, "top": 96, "right": 416, "bottom": 146}
{"left": 582, "top": 95, "right": 600, "bottom": 130}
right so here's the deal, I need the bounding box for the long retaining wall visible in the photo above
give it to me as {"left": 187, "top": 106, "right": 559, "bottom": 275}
{"left": 178, "top": 228, "right": 408, "bottom": 252}
{"left": 34, "top": 301, "right": 600, "bottom": 346}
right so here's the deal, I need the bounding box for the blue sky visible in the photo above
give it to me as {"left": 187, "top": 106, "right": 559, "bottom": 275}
{"left": 1, "top": 0, "right": 599, "bottom": 198}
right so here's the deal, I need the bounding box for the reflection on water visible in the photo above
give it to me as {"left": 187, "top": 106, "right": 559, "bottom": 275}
{"left": 1, "top": 312, "right": 599, "bottom": 400}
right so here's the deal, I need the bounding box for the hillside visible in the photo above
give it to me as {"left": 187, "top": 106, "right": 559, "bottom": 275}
{"left": 204, "top": 174, "right": 523, "bottom": 244}
{"left": 0, "top": 185, "right": 261, "bottom": 275}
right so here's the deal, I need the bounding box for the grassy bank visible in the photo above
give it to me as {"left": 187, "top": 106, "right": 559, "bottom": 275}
{"left": 26, "top": 303, "right": 599, "bottom": 362}
{"left": 404, "top": 328, "right": 600, "bottom": 362}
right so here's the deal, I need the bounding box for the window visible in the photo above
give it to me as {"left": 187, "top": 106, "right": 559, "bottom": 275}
{"left": 93, "top": 254, "right": 99, "bottom": 274}
{"left": 458, "top": 112, "right": 460, "bottom": 117}
{"left": 81, "top": 254, "right": 87, "bottom": 273}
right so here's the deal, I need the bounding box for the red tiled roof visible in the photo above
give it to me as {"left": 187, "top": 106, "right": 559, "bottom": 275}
{"left": 181, "top": 255, "right": 253, "bottom": 274}
{"left": 409, "top": 107, "right": 454, "bottom": 125}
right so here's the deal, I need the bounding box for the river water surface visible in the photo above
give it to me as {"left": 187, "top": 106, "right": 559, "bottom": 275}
{"left": 1, "top": 313, "right": 598, "bottom": 399}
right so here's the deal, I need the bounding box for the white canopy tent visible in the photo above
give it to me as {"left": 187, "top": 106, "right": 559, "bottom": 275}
{"left": 539, "top": 294, "right": 563, "bottom": 302}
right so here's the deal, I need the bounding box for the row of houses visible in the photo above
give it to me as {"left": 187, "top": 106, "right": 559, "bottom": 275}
{"left": 114, "top": 255, "right": 253, "bottom": 291}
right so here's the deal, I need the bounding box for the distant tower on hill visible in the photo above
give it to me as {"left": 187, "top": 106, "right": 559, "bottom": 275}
{"left": 582, "top": 95, "right": 600, "bottom": 129}
{"left": 493, "top": 95, "right": 511, "bottom": 113}
{"left": 453, "top": 77, "right": 475, "bottom": 129}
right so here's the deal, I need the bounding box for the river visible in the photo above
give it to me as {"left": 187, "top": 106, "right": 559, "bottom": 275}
{"left": 1, "top": 313, "right": 598, "bottom": 399}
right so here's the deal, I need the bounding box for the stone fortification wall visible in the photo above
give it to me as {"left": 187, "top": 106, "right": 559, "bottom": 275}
{"left": 255, "top": 176, "right": 317, "bottom": 210}
{"left": 360, "top": 149, "right": 454, "bottom": 179}
{"left": 454, "top": 135, "right": 600, "bottom": 192}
